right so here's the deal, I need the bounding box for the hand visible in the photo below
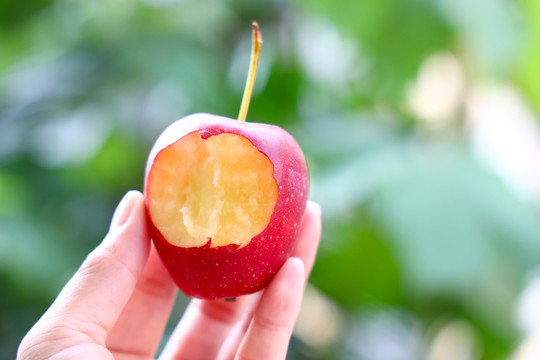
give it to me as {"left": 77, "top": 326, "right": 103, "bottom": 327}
{"left": 17, "top": 190, "right": 322, "bottom": 360}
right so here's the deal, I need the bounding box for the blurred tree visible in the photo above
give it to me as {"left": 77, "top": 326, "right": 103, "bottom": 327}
{"left": 1, "top": 0, "right": 540, "bottom": 359}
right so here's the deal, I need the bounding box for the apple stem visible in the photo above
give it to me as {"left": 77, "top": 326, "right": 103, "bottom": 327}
{"left": 238, "top": 22, "right": 262, "bottom": 122}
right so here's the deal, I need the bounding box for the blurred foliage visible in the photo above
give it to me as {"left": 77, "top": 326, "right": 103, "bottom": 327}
{"left": 1, "top": 0, "right": 540, "bottom": 359}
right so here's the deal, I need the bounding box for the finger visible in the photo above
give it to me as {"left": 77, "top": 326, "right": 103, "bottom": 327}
{"left": 236, "top": 257, "right": 305, "bottom": 360}
{"left": 107, "top": 244, "right": 177, "bottom": 358}
{"left": 215, "top": 298, "right": 259, "bottom": 360}
{"left": 159, "top": 294, "right": 258, "bottom": 360}
{"left": 217, "top": 201, "right": 321, "bottom": 359}
{"left": 291, "top": 201, "right": 322, "bottom": 277}
{"left": 40, "top": 191, "right": 150, "bottom": 343}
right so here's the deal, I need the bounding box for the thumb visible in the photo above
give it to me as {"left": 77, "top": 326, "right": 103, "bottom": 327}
{"left": 36, "top": 191, "right": 150, "bottom": 343}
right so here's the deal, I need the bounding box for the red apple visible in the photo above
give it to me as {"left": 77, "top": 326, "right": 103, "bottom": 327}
{"left": 144, "top": 113, "right": 308, "bottom": 299}
{"left": 143, "top": 23, "right": 308, "bottom": 299}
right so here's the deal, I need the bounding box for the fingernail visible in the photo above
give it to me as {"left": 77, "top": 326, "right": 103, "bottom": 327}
{"left": 288, "top": 256, "right": 305, "bottom": 272}
{"left": 283, "top": 256, "right": 306, "bottom": 287}
{"left": 111, "top": 191, "right": 139, "bottom": 229}
{"left": 307, "top": 200, "right": 321, "bottom": 217}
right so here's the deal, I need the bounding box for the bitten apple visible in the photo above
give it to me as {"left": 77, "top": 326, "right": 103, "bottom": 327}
{"left": 143, "top": 23, "right": 309, "bottom": 299}
{"left": 144, "top": 113, "right": 308, "bottom": 299}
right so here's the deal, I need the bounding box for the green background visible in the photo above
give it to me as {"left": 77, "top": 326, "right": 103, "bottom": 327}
{"left": 2, "top": 0, "right": 540, "bottom": 358}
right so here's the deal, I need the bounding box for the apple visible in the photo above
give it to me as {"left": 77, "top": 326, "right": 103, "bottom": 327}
{"left": 144, "top": 113, "right": 308, "bottom": 299}
{"left": 143, "top": 23, "right": 309, "bottom": 299}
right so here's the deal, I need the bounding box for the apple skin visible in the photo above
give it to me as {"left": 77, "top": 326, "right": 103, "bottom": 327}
{"left": 144, "top": 113, "right": 309, "bottom": 300}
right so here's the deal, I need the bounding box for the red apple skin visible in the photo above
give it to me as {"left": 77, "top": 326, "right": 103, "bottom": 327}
{"left": 144, "top": 113, "right": 309, "bottom": 300}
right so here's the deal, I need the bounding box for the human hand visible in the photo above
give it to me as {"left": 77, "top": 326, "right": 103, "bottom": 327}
{"left": 17, "top": 190, "right": 322, "bottom": 360}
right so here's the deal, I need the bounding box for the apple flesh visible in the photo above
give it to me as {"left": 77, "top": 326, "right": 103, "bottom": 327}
{"left": 144, "top": 113, "right": 308, "bottom": 299}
